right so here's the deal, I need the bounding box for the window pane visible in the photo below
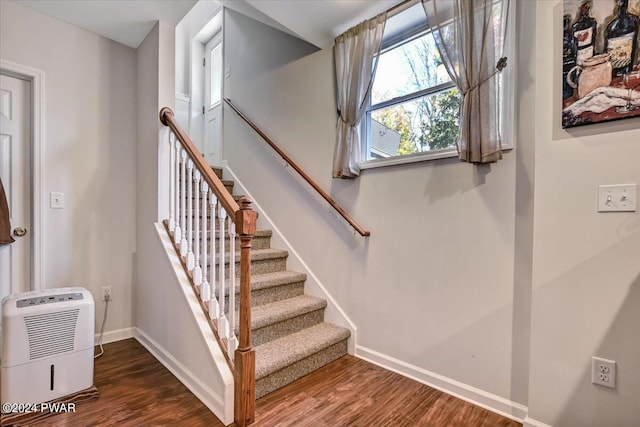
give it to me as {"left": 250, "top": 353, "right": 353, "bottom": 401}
{"left": 210, "top": 44, "right": 222, "bottom": 106}
{"left": 372, "top": 31, "right": 452, "bottom": 105}
{"left": 369, "top": 87, "right": 461, "bottom": 159}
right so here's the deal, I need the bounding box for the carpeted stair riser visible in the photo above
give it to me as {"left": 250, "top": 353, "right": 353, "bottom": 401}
{"left": 219, "top": 233, "right": 271, "bottom": 251}
{"left": 208, "top": 230, "right": 272, "bottom": 252}
{"left": 255, "top": 340, "right": 348, "bottom": 398}
{"left": 179, "top": 166, "right": 223, "bottom": 179}
{"left": 216, "top": 251, "right": 288, "bottom": 278}
{"left": 212, "top": 167, "right": 223, "bottom": 179}
{"left": 224, "top": 279, "right": 305, "bottom": 312}
{"left": 171, "top": 230, "right": 271, "bottom": 252}
{"left": 250, "top": 309, "right": 325, "bottom": 347}
{"left": 182, "top": 180, "right": 235, "bottom": 199}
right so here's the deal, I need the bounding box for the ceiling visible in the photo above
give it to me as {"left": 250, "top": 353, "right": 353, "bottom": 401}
{"left": 12, "top": 0, "right": 402, "bottom": 50}
{"left": 13, "top": 0, "right": 198, "bottom": 48}
{"left": 245, "top": 0, "right": 399, "bottom": 48}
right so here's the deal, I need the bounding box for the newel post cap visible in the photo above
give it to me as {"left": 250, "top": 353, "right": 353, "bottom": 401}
{"left": 159, "top": 107, "right": 174, "bottom": 126}
{"left": 237, "top": 197, "right": 257, "bottom": 236}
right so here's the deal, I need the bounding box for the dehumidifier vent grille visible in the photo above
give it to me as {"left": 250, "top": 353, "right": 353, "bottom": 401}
{"left": 24, "top": 309, "right": 80, "bottom": 360}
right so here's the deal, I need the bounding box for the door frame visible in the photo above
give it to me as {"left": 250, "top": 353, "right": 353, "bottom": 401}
{"left": 0, "top": 59, "right": 44, "bottom": 291}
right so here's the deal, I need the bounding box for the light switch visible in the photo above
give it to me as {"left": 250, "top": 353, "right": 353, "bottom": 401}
{"left": 598, "top": 184, "right": 636, "bottom": 212}
{"left": 50, "top": 192, "right": 64, "bottom": 209}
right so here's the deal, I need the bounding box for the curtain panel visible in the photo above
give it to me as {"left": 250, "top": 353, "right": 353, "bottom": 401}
{"left": 422, "top": 0, "right": 510, "bottom": 164}
{"left": 333, "top": 13, "right": 387, "bottom": 178}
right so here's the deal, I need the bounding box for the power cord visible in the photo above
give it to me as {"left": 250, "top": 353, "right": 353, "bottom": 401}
{"left": 94, "top": 294, "right": 110, "bottom": 359}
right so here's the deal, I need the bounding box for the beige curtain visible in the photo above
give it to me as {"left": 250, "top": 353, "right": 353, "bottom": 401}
{"left": 333, "top": 13, "right": 386, "bottom": 178}
{"left": 422, "top": 0, "right": 510, "bottom": 163}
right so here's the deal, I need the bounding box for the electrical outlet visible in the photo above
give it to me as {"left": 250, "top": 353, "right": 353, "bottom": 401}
{"left": 592, "top": 356, "right": 616, "bottom": 389}
{"left": 101, "top": 286, "right": 112, "bottom": 302}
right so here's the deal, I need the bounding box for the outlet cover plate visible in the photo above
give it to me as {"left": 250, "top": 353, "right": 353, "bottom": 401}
{"left": 598, "top": 184, "right": 636, "bottom": 212}
{"left": 592, "top": 356, "right": 616, "bottom": 389}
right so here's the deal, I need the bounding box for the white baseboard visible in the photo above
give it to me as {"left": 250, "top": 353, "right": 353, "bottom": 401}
{"left": 523, "top": 416, "right": 553, "bottom": 427}
{"left": 134, "top": 327, "right": 230, "bottom": 425}
{"left": 94, "top": 327, "right": 135, "bottom": 345}
{"left": 355, "top": 345, "right": 528, "bottom": 423}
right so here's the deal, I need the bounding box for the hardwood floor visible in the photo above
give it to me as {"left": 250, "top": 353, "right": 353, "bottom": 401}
{"left": 26, "top": 339, "right": 521, "bottom": 426}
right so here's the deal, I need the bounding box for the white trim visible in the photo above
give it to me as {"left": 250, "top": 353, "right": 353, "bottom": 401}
{"left": 360, "top": 146, "right": 514, "bottom": 170}
{"left": 153, "top": 222, "right": 234, "bottom": 424}
{"left": 135, "top": 327, "right": 231, "bottom": 425}
{"left": 175, "top": 91, "right": 190, "bottom": 103}
{"left": 94, "top": 327, "right": 135, "bottom": 345}
{"left": 523, "top": 416, "right": 553, "bottom": 427}
{"left": 360, "top": 147, "right": 458, "bottom": 169}
{"left": 223, "top": 162, "right": 358, "bottom": 354}
{"left": 355, "top": 345, "right": 528, "bottom": 423}
{"left": 0, "top": 60, "right": 44, "bottom": 292}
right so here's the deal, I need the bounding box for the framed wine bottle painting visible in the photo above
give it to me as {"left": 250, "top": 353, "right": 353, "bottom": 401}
{"left": 563, "top": 0, "right": 640, "bottom": 128}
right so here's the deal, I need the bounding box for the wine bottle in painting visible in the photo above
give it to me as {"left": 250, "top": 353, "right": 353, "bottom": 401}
{"left": 605, "top": 0, "right": 639, "bottom": 76}
{"left": 572, "top": 1, "right": 597, "bottom": 65}
{"left": 563, "top": 14, "right": 578, "bottom": 99}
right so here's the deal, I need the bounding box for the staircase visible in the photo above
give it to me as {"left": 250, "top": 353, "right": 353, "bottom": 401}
{"left": 213, "top": 166, "right": 351, "bottom": 398}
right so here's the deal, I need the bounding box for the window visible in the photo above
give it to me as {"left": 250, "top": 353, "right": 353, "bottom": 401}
{"left": 209, "top": 43, "right": 222, "bottom": 106}
{"left": 362, "top": 1, "right": 513, "bottom": 168}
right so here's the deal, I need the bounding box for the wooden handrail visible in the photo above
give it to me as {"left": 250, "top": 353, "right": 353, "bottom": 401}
{"left": 160, "top": 108, "right": 240, "bottom": 219}
{"left": 159, "top": 107, "right": 256, "bottom": 426}
{"left": 224, "top": 98, "right": 371, "bottom": 237}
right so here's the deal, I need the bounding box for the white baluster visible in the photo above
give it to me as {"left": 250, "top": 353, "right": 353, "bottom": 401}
{"left": 179, "top": 150, "right": 187, "bottom": 255}
{"left": 208, "top": 192, "right": 220, "bottom": 319}
{"left": 168, "top": 132, "right": 176, "bottom": 232}
{"left": 193, "top": 171, "right": 202, "bottom": 288}
{"left": 174, "top": 140, "right": 182, "bottom": 243}
{"left": 228, "top": 221, "right": 238, "bottom": 358}
{"left": 201, "top": 183, "right": 210, "bottom": 303}
{"left": 186, "top": 159, "right": 195, "bottom": 270}
{"left": 218, "top": 207, "right": 228, "bottom": 339}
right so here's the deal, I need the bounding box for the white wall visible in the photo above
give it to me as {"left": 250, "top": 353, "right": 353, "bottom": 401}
{"left": 222, "top": 7, "right": 526, "bottom": 414}
{"left": 527, "top": 1, "right": 640, "bottom": 426}
{"left": 134, "top": 22, "right": 232, "bottom": 423}
{"left": 175, "top": 0, "right": 221, "bottom": 96}
{"left": 0, "top": 1, "right": 136, "bottom": 336}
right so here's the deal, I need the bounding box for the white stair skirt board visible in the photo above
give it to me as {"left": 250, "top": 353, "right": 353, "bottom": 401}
{"left": 223, "top": 162, "right": 358, "bottom": 354}
{"left": 523, "top": 417, "right": 554, "bottom": 427}
{"left": 355, "top": 345, "right": 528, "bottom": 424}
{"left": 94, "top": 327, "right": 135, "bottom": 345}
{"left": 135, "top": 328, "right": 230, "bottom": 425}
{"left": 151, "top": 223, "right": 234, "bottom": 425}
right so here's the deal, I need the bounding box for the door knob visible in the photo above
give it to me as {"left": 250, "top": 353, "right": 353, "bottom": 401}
{"left": 13, "top": 227, "right": 27, "bottom": 237}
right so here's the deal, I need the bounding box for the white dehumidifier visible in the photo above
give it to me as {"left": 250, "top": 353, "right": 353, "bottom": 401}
{"left": 1, "top": 287, "right": 94, "bottom": 405}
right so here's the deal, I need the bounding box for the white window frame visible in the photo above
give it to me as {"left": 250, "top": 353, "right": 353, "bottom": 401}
{"left": 360, "top": 1, "right": 515, "bottom": 170}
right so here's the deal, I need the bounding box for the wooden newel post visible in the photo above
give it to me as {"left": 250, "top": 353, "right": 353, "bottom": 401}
{"left": 234, "top": 197, "right": 257, "bottom": 427}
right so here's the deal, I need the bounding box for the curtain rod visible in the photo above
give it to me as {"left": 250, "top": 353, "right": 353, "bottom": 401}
{"left": 386, "top": 0, "right": 420, "bottom": 18}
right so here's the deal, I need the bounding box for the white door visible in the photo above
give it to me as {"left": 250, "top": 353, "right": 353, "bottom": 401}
{"left": 0, "top": 74, "right": 32, "bottom": 302}
{"left": 204, "top": 33, "right": 223, "bottom": 165}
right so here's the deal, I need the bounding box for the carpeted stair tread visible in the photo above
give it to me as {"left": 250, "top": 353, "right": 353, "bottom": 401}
{"left": 225, "top": 270, "right": 307, "bottom": 295}
{"left": 207, "top": 229, "right": 272, "bottom": 238}
{"left": 249, "top": 295, "right": 326, "bottom": 331}
{"left": 215, "top": 248, "right": 288, "bottom": 265}
{"left": 254, "top": 322, "right": 350, "bottom": 380}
